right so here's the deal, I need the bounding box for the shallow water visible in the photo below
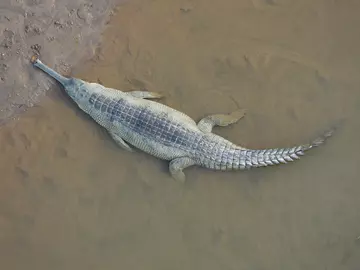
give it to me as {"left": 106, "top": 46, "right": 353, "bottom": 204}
{"left": 1, "top": 0, "right": 360, "bottom": 269}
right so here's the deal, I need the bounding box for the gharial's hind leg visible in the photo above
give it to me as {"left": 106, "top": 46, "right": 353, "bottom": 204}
{"left": 169, "top": 157, "right": 195, "bottom": 183}
{"left": 197, "top": 109, "right": 246, "bottom": 133}
{"left": 127, "top": 90, "right": 163, "bottom": 99}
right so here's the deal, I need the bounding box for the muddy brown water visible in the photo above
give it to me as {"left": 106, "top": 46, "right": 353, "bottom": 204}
{"left": 1, "top": 0, "right": 360, "bottom": 269}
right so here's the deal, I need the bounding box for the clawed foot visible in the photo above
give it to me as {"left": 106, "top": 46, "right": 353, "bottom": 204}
{"left": 197, "top": 108, "right": 246, "bottom": 133}
{"left": 127, "top": 90, "right": 164, "bottom": 99}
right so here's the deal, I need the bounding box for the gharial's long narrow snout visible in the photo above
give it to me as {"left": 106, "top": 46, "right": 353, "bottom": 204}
{"left": 30, "top": 55, "right": 71, "bottom": 87}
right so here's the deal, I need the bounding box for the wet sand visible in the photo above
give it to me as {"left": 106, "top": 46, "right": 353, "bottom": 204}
{"left": 0, "top": 0, "right": 125, "bottom": 123}
{"left": 1, "top": 0, "right": 360, "bottom": 269}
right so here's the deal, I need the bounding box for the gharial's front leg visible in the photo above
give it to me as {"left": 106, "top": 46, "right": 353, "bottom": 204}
{"left": 169, "top": 157, "right": 196, "bottom": 183}
{"left": 197, "top": 109, "right": 246, "bottom": 133}
{"left": 126, "top": 90, "right": 163, "bottom": 99}
{"left": 109, "top": 131, "right": 134, "bottom": 152}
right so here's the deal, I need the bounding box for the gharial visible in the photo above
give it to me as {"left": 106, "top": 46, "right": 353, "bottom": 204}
{"left": 30, "top": 55, "right": 335, "bottom": 182}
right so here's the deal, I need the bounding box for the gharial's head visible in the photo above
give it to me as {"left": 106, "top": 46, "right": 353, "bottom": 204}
{"left": 30, "top": 55, "right": 93, "bottom": 105}
{"left": 62, "top": 77, "right": 93, "bottom": 105}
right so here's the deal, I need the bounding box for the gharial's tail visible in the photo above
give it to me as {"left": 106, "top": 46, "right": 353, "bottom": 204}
{"left": 236, "top": 125, "right": 338, "bottom": 169}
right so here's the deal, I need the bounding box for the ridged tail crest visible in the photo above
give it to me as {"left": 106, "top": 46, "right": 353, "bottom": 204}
{"left": 238, "top": 126, "right": 336, "bottom": 169}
